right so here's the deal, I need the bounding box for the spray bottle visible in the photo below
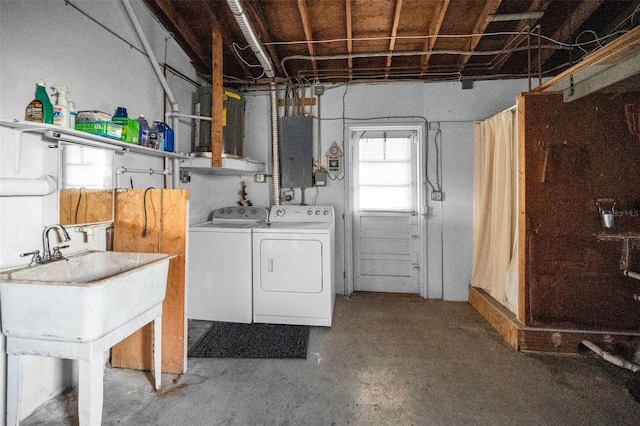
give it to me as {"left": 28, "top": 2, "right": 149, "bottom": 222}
{"left": 51, "top": 84, "right": 70, "bottom": 128}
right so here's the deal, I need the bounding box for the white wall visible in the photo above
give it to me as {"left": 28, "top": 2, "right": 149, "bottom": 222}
{"left": 241, "top": 80, "right": 529, "bottom": 299}
{"left": 0, "top": 0, "right": 199, "bottom": 421}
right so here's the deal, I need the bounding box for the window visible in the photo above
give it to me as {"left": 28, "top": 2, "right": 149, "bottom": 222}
{"left": 357, "top": 133, "right": 413, "bottom": 211}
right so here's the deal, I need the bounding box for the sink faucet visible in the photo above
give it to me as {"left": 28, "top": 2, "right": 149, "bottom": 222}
{"left": 42, "top": 224, "right": 71, "bottom": 263}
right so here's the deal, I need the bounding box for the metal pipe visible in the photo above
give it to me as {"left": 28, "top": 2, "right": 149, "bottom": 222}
{"left": 270, "top": 82, "right": 280, "bottom": 205}
{"left": 225, "top": 0, "right": 275, "bottom": 78}
{"left": 226, "top": 0, "right": 279, "bottom": 204}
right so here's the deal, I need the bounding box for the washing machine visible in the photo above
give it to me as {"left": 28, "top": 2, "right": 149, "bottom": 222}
{"left": 252, "top": 205, "right": 335, "bottom": 326}
{"left": 188, "top": 206, "right": 268, "bottom": 323}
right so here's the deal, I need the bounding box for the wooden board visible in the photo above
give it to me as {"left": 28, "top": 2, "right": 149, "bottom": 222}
{"left": 59, "top": 188, "right": 113, "bottom": 225}
{"left": 110, "top": 189, "right": 188, "bottom": 374}
{"left": 469, "top": 286, "right": 640, "bottom": 354}
{"left": 211, "top": 25, "right": 223, "bottom": 168}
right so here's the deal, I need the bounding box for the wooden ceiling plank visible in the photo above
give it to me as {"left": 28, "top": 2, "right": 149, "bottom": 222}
{"left": 420, "top": 0, "right": 450, "bottom": 76}
{"left": 385, "top": 0, "right": 404, "bottom": 78}
{"left": 297, "top": 0, "right": 318, "bottom": 80}
{"left": 457, "top": 0, "right": 503, "bottom": 71}
{"left": 532, "top": 0, "right": 604, "bottom": 72}
{"left": 346, "top": 0, "right": 353, "bottom": 80}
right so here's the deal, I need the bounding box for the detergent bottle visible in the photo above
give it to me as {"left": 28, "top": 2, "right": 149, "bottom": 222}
{"left": 51, "top": 84, "right": 70, "bottom": 128}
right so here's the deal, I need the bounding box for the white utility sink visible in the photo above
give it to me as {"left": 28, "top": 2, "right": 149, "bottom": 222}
{"left": 0, "top": 250, "right": 174, "bottom": 343}
{"left": 0, "top": 250, "right": 175, "bottom": 426}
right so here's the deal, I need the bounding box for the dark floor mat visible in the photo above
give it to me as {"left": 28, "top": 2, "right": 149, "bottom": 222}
{"left": 188, "top": 322, "right": 309, "bottom": 359}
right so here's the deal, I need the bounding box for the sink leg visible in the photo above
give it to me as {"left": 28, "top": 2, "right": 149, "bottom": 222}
{"left": 78, "top": 353, "right": 103, "bottom": 426}
{"left": 154, "top": 314, "right": 162, "bottom": 390}
{"left": 6, "top": 354, "right": 23, "bottom": 426}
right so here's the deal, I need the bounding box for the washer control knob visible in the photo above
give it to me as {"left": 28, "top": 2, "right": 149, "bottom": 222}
{"left": 323, "top": 210, "right": 329, "bottom": 215}
{"left": 251, "top": 209, "right": 257, "bottom": 214}
{"left": 238, "top": 208, "right": 245, "bottom": 214}
{"left": 307, "top": 210, "right": 313, "bottom": 215}
{"left": 315, "top": 210, "right": 320, "bottom": 215}
{"left": 275, "top": 208, "right": 286, "bottom": 217}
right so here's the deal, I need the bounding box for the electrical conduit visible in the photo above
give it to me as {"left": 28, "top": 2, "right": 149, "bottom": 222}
{"left": 226, "top": 0, "right": 280, "bottom": 205}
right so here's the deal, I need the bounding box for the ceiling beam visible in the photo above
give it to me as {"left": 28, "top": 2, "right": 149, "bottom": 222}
{"left": 531, "top": 0, "right": 604, "bottom": 73}
{"left": 457, "top": 0, "right": 503, "bottom": 72}
{"left": 385, "top": 0, "right": 404, "bottom": 79}
{"left": 297, "top": 0, "right": 318, "bottom": 81}
{"left": 346, "top": 0, "right": 353, "bottom": 80}
{"left": 419, "top": 0, "right": 450, "bottom": 76}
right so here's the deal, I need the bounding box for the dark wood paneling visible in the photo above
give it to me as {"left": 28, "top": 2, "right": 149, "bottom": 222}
{"left": 520, "top": 91, "right": 640, "bottom": 330}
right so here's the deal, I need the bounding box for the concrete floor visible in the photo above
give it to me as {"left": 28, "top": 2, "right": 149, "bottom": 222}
{"left": 23, "top": 293, "right": 640, "bottom": 425}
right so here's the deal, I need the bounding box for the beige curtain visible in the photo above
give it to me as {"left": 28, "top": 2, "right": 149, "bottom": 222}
{"left": 472, "top": 109, "right": 518, "bottom": 314}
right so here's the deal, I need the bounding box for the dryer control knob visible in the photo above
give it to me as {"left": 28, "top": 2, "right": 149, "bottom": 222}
{"left": 307, "top": 210, "right": 313, "bottom": 215}
{"left": 238, "top": 208, "right": 245, "bottom": 214}
{"left": 275, "top": 208, "right": 286, "bottom": 217}
{"left": 315, "top": 210, "right": 320, "bottom": 215}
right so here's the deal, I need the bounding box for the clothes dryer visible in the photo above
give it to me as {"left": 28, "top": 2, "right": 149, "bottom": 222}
{"left": 252, "top": 206, "right": 335, "bottom": 326}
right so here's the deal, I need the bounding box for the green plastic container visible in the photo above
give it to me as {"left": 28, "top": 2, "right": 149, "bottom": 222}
{"left": 75, "top": 121, "right": 123, "bottom": 140}
{"left": 112, "top": 116, "right": 140, "bottom": 144}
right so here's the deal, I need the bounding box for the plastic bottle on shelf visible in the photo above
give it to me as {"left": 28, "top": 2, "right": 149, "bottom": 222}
{"left": 137, "top": 114, "right": 150, "bottom": 147}
{"left": 163, "top": 123, "right": 174, "bottom": 152}
{"left": 25, "top": 80, "right": 53, "bottom": 123}
{"left": 51, "top": 84, "right": 70, "bottom": 128}
{"left": 154, "top": 121, "right": 174, "bottom": 152}
{"left": 69, "top": 101, "right": 76, "bottom": 129}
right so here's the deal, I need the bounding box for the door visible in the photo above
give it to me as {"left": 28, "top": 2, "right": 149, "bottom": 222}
{"left": 352, "top": 128, "right": 423, "bottom": 293}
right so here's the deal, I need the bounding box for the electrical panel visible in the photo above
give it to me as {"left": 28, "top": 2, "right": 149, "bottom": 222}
{"left": 280, "top": 116, "right": 313, "bottom": 188}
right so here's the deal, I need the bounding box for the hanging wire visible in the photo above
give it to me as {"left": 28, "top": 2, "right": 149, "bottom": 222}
{"left": 142, "top": 187, "right": 155, "bottom": 237}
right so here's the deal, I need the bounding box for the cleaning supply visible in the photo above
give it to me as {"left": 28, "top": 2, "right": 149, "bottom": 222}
{"left": 51, "top": 84, "right": 70, "bottom": 128}
{"left": 155, "top": 121, "right": 174, "bottom": 152}
{"left": 136, "top": 115, "right": 150, "bottom": 147}
{"left": 152, "top": 121, "right": 166, "bottom": 150}
{"left": 25, "top": 80, "right": 53, "bottom": 123}
{"left": 69, "top": 101, "right": 76, "bottom": 129}
{"left": 112, "top": 107, "right": 139, "bottom": 144}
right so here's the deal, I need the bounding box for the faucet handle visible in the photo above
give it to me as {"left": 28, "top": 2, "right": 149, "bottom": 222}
{"left": 20, "top": 250, "right": 41, "bottom": 266}
{"left": 51, "top": 245, "right": 69, "bottom": 261}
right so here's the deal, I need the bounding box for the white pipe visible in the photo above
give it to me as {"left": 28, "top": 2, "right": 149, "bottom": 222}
{"left": 121, "top": 0, "right": 181, "bottom": 181}
{"left": 166, "top": 112, "right": 213, "bottom": 122}
{"left": 116, "top": 167, "right": 170, "bottom": 176}
{"left": 121, "top": 0, "right": 179, "bottom": 115}
{"left": 581, "top": 340, "right": 640, "bottom": 372}
{"left": 0, "top": 175, "right": 57, "bottom": 197}
{"left": 624, "top": 270, "right": 640, "bottom": 281}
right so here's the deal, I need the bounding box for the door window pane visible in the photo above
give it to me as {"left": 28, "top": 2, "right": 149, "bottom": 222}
{"left": 358, "top": 136, "right": 412, "bottom": 211}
